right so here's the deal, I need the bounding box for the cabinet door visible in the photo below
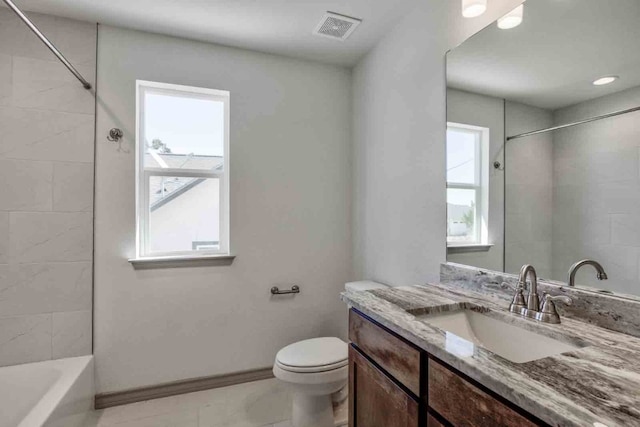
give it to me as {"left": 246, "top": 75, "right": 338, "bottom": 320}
{"left": 349, "top": 345, "right": 419, "bottom": 427}
{"left": 426, "top": 413, "right": 445, "bottom": 427}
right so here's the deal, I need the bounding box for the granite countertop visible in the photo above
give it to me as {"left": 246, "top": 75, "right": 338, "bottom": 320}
{"left": 341, "top": 283, "right": 640, "bottom": 427}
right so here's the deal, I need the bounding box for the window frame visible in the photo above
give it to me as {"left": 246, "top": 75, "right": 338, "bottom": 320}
{"left": 135, "top": 80, "right": 230, "bottom": 259}
{"left": 446, "top": 122, "right": 489, "bottom": 247}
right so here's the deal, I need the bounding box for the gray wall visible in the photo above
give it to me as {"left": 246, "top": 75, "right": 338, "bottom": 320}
{"left": 0, "top": 9, "right": 95, "bottom": 366}
{"left": 552, "top": 86, "right": 640, "bottom": 294}
{"left": 447, "top": 89, "right": 505, "bottom": 272}
{"left": 352, "top": 0, "right": 524, "bottom": 286}
{"left": 505, "top": 101, "right": 554, "bottom": 279}
{"left": 94, "top": 25, "right": 352, "bottom": 393}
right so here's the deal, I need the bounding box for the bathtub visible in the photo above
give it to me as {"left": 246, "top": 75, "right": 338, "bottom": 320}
{"left": 0, "top": 356, "right": 94, "bottom": 427}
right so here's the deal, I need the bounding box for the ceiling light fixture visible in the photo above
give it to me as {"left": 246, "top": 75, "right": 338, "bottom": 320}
{"left": 498, "top": 4, "right": 524, "bottom": 29}
{"left": 462, "top": 0, "right": 487, "bottom": 18}
{"left": 592, "top": 76, "right": 619, "bottom": 86}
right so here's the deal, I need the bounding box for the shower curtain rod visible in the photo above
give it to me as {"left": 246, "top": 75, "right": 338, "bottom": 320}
{"left": 2, "top": 0, "right": 92, "bottom": 89}
{"left": 506, "top": 105, "right": 640, "bottom": 141}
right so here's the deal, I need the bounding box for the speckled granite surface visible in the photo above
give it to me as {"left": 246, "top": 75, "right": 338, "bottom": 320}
{"left": 341, "top": 283, "right": 640, "bottom": 427}
{"left": 442, "top": 263, "right": 640, "bottom": 338}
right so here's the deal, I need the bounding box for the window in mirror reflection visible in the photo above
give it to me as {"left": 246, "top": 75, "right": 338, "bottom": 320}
{"left": 446, "top": 123, "right": 489, "bottom": 246}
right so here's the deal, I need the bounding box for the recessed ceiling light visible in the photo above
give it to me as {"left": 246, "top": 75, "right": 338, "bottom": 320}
{"left": 498, "top": 4, "right": 524, "bottom": 29}
{"left": 462, "top": 0, "right": 487, "bottom": 18}
{"left": 592, "top": 76, "right": 619, "bottom": 86}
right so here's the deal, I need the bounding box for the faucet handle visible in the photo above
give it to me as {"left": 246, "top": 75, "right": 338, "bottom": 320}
{"left": 544, "top": 294, "right": 572, "bottom": 306}
{"left": 536, "top": 293, "right": 572, "bottom": 324}
{"left": 508, "top": 282, "right": 526, "bottom": 314}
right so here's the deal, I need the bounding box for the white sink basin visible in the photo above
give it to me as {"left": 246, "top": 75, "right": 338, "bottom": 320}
{"left": 417, "top": 309, "right": 583, "bottom": 363}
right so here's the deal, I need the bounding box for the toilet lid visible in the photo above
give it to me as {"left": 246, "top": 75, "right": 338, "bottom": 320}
{"left": 276, "top": 337, "right": 348, "bottom": 372}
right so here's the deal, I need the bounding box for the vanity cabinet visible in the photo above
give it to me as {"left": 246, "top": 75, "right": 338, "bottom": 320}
{"left": 348, "top": 309, "right": 546, "bottom": 427}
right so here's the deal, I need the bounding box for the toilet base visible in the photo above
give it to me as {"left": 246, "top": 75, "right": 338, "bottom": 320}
{"left": 332, "top": 394, "right": 348, "bottom": 427}
{"left": 272, "top": 345, "right": 348, "bottom": 427}
{"left": 292, "top": 393, "right": 334, "bottom": 427}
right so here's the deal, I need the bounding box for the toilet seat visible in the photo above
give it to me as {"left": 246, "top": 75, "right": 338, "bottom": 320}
{"left": 275, "top": 337, "right": 348, "bottom": 373}
{"left": 276, "top": 358, "right": 347, "bottom": 373}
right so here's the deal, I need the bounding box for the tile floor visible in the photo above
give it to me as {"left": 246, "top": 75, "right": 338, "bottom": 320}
{"left": 87, "top": 378, "right": 347, "bottom": 427}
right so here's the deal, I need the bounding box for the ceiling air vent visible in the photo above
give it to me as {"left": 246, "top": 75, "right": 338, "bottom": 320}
{"left": 314, "top": 12, "right": 362, "bottom": 41}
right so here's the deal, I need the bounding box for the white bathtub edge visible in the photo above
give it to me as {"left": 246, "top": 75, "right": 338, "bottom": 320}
{"left": 15, "top": 356, "right": 94, "bottom": 427}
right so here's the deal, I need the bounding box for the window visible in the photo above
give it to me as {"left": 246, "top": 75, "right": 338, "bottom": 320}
{"left": 136, "top": 81, "right": 230, "bottom": 258}
{"left": 446, "top": 122, "right": 489, "bottom": 246}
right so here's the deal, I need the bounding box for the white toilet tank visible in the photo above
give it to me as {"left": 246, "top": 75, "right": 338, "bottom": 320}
{"left": 344, "top": 280, "right": 390, "bottom": 292}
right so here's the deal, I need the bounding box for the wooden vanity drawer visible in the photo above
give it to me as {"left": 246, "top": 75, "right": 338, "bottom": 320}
{"left": 349, "top": 309, "right": 422, "bottom": 396}
{"left": 428, "top": 359, "right": 539, "bottom": 427}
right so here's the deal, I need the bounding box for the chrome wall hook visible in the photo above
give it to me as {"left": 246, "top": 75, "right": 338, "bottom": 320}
{"left": 107, "top": 128, "right": 123, "bottom": 142}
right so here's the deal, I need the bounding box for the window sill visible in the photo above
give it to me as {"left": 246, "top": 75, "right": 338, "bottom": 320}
{"left": 128, "top": 254, "right": 236, "bottom": 269}
{"left": 447, "top": 244, "right": 493, "bottom": 254}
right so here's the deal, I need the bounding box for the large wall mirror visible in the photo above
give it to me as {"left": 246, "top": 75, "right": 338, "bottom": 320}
{"left": 446, "top": 0, "right": 640, "bottom": 299}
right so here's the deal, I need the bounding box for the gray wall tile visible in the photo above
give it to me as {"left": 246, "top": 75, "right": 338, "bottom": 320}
{"left": 0, "top": 159, "right": 52, "bottom": 211}
{"left": 0, "top": 262, "right": 92, "bottom": 316}
{"left": 0, "top": 9, "right": 96, "bottom": 64}
{"left": 611, "top": 214, "right": 640, "bottom": 246}
{"left": 53, "top": 162, "right": 94, "bottom": 212}
{"left": 0, "top": 314, "right": 52, "bottom": 367}
{"left": 0, "top": 106, "right": 94, "bottom": 162}
{"left": 52, "top": 310, "right": 92, "bottom": 358}
{"left": 11, "top": 56, "right": 95, "bottom": 114}
{"left": 0, "top": 10, "right": 57, "bottom": 60}
{"left": 9, "top": 212, "right": 93, "bottom": 263}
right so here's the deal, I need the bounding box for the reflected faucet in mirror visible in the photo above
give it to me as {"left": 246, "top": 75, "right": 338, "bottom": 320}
{"left": 568, "top": 260, "right": 608, "bottom": 287}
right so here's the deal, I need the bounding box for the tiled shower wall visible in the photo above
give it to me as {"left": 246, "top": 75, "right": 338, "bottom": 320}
{"left": 551, "top": 86, "right": 640, "bottom": 295}
{"left": 504, "top": 101, "right": 554, "bottom": 279}
{"left": 0, "top": 9, "right": 95, "bottom": 366}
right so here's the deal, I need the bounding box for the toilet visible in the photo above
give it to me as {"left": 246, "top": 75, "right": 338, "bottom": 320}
{"left": 273, "top": 281, "right": 390, "bottom": 427}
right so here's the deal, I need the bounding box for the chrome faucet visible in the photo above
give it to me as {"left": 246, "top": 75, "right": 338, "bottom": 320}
{"left": 567, "top": 260, "right": 608, "bottom": 287}
{"left": 508, "top": 264, "right": 573, "bottom": 324}
{"left": 519, "top": 264, "right": 541, "bottom": 317}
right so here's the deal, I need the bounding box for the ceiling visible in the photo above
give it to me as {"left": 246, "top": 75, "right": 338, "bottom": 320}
{"left": 6, "top": 0, "right": 420, "bottom": 67}
{"left": 447, "top": 0, "right": 640, "bottom": 110}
